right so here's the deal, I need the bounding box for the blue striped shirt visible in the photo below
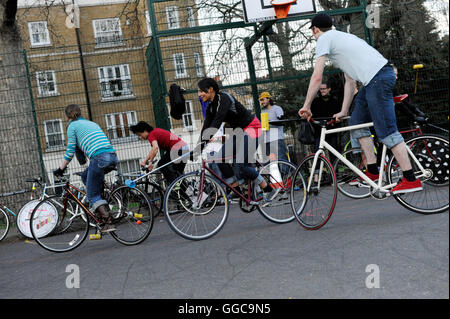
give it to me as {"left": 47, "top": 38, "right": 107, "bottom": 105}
{"left": 64, "top": 117, "right": 115, "bottom": 162}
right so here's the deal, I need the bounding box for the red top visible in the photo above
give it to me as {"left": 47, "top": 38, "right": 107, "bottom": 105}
{"left": 148, "top": 128, "right": 187, "bottom": 151}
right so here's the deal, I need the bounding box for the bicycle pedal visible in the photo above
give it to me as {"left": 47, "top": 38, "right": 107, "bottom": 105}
{"left": 89, "top": 233, "right": 102, "bottom": 240}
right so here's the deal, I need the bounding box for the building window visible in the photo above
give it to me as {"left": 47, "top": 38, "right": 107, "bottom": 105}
{"left": 28, "top": 21, "right": 51, "bottom": 47}
{"left": 98, "top": 64, "right": 133, "bottom": 100}
{"left": 44, "top": 119, "right": 64, "bottom": 150}
{"left": 173, "top": 53, "right": 187, "bottom": 78}
{"left": 145, "top": 10, "right": 152, "bottom": 36}
{"left": 118, "top": 158, "right": 141, "bottom": 175}
{"left": 187, "top": 7, "right": 195, "bottom": 28}
{"left": 183, "top": 101, "right": 195, "bottom": 131}
{"left": 105, "top": 111, "right": 138, "bottom": 142}
{"left": 194, "top": 52, "right": 203, "bottom": 77}
{"left": 93, "top": 18, "right": 123, "bottom": 47}
{"left": 166, "top": 6, "right": 180, "bottom": 29}
{"left": 36, "top": 71, "right": 58, "bottom": 97}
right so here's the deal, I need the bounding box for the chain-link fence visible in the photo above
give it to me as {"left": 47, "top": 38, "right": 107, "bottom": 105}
{"left": 0, "top": 0, "right": 448, "bottom": 214}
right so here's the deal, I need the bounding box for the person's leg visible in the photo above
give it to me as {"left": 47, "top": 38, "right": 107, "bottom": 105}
{"left": 349, "top": 86, "right": 378, "bottom": 175}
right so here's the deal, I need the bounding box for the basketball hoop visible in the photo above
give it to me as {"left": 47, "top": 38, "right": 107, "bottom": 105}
{"left": 271, "top": 0, "right": 296, "bottom": 19}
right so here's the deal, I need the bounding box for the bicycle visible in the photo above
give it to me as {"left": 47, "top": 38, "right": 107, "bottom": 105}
{"left": 290, "top": 117, "right": 449, "bottom": 230}
{"left": 113, "top": 162, "right": 166, "bottom": 218}
{"left": 335, "top": 104, "right": 449, "bottom": 199}
{"left": 0, "top": 177, "right": 67, "bottom": 241}
{"left": 161, "top": 147, "right": 299, "bottom": 241}
{"left": 29, "top": 171, "right": 154, "bottom": 253}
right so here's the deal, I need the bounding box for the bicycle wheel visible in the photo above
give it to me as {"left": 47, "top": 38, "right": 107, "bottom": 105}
{"left": 30, "top": 195, "right": 89, "bottom": 253}
{"left": 0, "top": 208, "right": 10, "bottom": 242}
{"left": 291, "top": 153, "right": 337, "bottom": 230}
{"left": 334, "top": 148, "right": 371, "bottom": 199}
{"left": 387, "top": 134, "right": 449, "bottom": 214}
{"left": 163, "top": 172, "right": 228, "bottom": 240}
{"left": 108, "top": 186, "right": 154, "bottom": 245}
{"left": 136, "top": 181, "right": 164, "bottom": 217}
{"left": 254, "top": 160, "right": 297, "bottom": 223}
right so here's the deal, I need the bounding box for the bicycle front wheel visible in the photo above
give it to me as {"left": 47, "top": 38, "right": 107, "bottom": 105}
{"left": 136, "top": 181, "right": 164, "bottom": 218}
{"left": 387, "top": 134, "right": 449, "bottom": 214}
{"left": 255, "top": 160, "right": 298, "bottom": 223}
{"left": 291, "top": 153, "right": 337, "bottom": 230}
{"left": 0, "top": 208, "right": 10, "bottom": 242}
{"left": 334, "top": 148, "right": 371, "bottom": 199}
{"left": 30, "top": 195, "right": 89, "bottom": 253}
{"left": 108, "top": 186, "right": 154, "bottom": 245}
{"left": 163, "top": 172, "right": 228, "bottom": 240}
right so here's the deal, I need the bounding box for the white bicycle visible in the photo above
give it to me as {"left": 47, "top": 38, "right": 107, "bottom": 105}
{"left": 290, "top": 117, "right": 449, "bottom": 230}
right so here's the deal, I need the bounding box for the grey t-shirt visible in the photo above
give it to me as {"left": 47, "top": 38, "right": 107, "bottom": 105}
{"left": 262, "top": 105, "right": 284, "bottom": 143}
{"left": 315, "top": 30, "right": 388, "bottom": 86}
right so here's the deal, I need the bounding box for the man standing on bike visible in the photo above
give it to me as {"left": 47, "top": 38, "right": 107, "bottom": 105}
{"left": 198, "top": 78, "right": 279, "bottom": 201}
{"left": 54, "top": 104, "right": 118, "bottom": 233}
{"left": 299, "top": 13, "right": 423, "bottom": 194}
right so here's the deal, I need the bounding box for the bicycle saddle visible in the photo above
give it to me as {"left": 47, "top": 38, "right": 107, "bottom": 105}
{"left": 393, "top": 94, "right": 408, "bottom": 103}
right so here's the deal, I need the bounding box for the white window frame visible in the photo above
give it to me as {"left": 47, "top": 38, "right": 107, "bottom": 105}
{"left": 187, "top": 7, "right": 196, "bottom": 28}
{"left": 166, "top": 6, "right": 180, "bottom": 29}
{"left": 43, "top": 119, "right": 65, "bottom": 150}
{"left": 28, "top": 21, "right": 51, "bottom": 47}
{"left": 194, "top": 52, "right": 203, "bottom": 77}
{"left": 105, "top": 111, "right": 138, "bottom": 143}
{"left": 98, "top": 64, "right": 134, "bottom": 101}
{"left": 92, "top": 18, "right": 123, "bottom": 48}
{"left": 36, "top": 70, "right": 58, "bottom": 97}
{"left": 173, "top": 53, "right": 188, "bottom": 78}
{"left": 182, "top": 100, "right": 195, "bottom": 131}
{"left": 145, "top": 10, "right": 152, "bottom": 36}
{"left": 118, "top": 158, "right": 141, "bottom": 175}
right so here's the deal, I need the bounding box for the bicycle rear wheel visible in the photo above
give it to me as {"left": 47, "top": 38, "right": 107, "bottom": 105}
{"left": 255, "top": 160, "right": 298, "bottom": 223}
{"left": 108, "top": 186, "right": 154, "bottom": 245}
{"left": 0, "top": 208, "right": 10, "bottom": 242}
{"left": 163, "top": 172, "right": 228, "bottom": 240}
{"left": 334, "top": 148, "right": 371, "bottom": 199}
{"left": 387, "top": 134, "right": 449, "bottom": 214}
{"left": 30, "top": 195, "right": 89, "bottom": 253}
{"left": 291, "top": 153, "right": 337, "bottom": 230}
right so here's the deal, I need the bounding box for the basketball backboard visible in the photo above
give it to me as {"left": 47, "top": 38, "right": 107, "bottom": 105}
{"left": 242, "top": 0, "right": 316, "bottom": 23}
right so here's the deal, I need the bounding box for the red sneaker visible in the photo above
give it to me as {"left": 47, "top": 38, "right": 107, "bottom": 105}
{"left": 392, "top": 178, "right": 423, "bottom": 195}
{"left": 349, "top": 171, "right": 379, "bottom": 186}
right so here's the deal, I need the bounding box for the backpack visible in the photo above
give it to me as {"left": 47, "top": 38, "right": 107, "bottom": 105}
{"left": 168, "top": 84, "right": 186, "bottom": 120}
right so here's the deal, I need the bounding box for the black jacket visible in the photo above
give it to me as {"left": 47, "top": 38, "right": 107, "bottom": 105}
{"left": 200, "top": 92, "right": 255, "bottom": 142}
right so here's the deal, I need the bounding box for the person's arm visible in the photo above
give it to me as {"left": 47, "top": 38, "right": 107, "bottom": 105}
{"left": 299, "top": 55, "right": 327, "bottom": 120}
{"left": 201, "top": 93, "right": 231, "bottom": 143}
{"left": 333, "top": 73, "right": 356, "bottom": 122}
{"left": 141, "top": 140, "right": 159, "bottom": 171}
{"left": 58, "top": 124, "right": 76, "bottom": 172}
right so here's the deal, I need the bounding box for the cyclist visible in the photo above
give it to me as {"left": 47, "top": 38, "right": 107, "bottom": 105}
{"left": 130, "top": 121, "right": 189, "bottom": 185}
{"left": 54, "top": 104, "right": 118, "bottom": 233}
{"left": 198, "top": 78, "right": 279, "bottom": 201}
{"left": 259, "top": 91, "right": 289, "bottom": 163}
{"left": 299, "top": 13, "right": 423, "bottom": 194}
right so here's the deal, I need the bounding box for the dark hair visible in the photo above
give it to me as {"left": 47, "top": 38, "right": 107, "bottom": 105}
{"left": 130, "top": 121, "right": 153, "bottom": 134}
{"left": 318, "top": 27, "right": 332, "bottom": 33}
{"left": 268, "top": 98, "right": 275, "bottom": 106}
{"left": 65, "top": 104, "right": 82, "bottom": 120}
{"left": 198, "top": 78, "right": 220, "bottom": 93}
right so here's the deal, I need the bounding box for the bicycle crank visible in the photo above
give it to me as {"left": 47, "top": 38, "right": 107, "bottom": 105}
{"left": 370, "top": 186, "right": 391, "bottom": 200}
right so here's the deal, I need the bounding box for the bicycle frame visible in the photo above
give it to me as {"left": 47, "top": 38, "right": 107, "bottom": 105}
{"left": 309, "top": 121, "right": 429, "bottom": 194}
{"left": 61, "top": 182, "right": 101, "bottom": 226}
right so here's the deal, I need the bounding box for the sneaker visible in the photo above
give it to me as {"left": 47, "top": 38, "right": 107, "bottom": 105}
{"left": 392, "top": 178, "right": 423, "bottom": 195}
{"left": 349, "top": 171, "right": 379, "bottom": 186}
